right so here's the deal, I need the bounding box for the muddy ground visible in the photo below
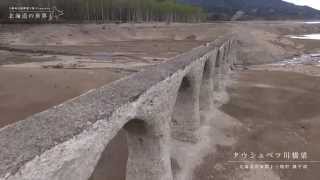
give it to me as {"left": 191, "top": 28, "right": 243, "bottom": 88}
{"left": 194, "top": 69, "right": 320, "bottom": 180}
{"left": 0, "top": 22, "right": 320, "bottom": 125}
{"left": 1, "top": 22, "right": 320, "bottom": 180}
{"left": 0, "top": 67, "right": 130, "bottom": 127}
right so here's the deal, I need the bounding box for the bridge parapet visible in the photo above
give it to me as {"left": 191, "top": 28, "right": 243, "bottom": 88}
{"left": 0, "top": 36, "right": 237, "bottom": 180}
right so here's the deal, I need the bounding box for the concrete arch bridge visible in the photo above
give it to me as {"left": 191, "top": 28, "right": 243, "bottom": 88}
{"left": 0, "top": 37, "right": 237, "bottom": 180}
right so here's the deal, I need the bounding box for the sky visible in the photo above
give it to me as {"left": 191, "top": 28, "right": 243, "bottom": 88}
{"left": 284, "top": 0, "right": 320, "bottom": 10}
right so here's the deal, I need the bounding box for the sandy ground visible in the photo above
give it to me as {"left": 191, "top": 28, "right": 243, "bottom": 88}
{"left": 0, "top": 67, "right": 129, "bottom": 127}
{"left": 0, "top": 24, "right": 212, "bottom": 129}
{"left": 0, "top": 40, "right": 206, "bottom": 65}
{"left": 1, "top": 22, "right": 320, "bottom": 180}
{"left": 1, "top": 22, "right": 320, "bottom": 66}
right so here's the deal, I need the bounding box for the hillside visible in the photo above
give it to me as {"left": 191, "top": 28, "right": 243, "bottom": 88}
{"left": 179, "top": 0, "right": 320, "bottom": 20}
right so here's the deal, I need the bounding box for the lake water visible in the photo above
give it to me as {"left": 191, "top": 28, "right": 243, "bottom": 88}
{"left": 287, "top": 21, "right": 320, "bottom": 40}
{"left": 274, "top": 54, "right": 320, "bottom": 67}
{"left": 288, "top": 34, "right": 320, "bottom": 40}
{"left": 304, "top": 21, "right": 320, "bottom": 24}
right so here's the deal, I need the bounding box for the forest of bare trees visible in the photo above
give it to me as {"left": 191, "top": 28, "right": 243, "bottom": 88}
{"left": 0, "top": 0, "right": 205, "bottom": 23}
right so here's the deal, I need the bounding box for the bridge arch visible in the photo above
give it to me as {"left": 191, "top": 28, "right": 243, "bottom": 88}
{"left": 171, "top": 69, "right": 201, "bottom": 142}
{"left": 213, "top": 49, "right": 222, "bottom": 92}
{"left": 125, "top": 116, "right": 173, "bottom": 180}
{"left": 200, "top": 56, "right": 214, "bottom": 111}
{"left": 91, "top": 117, "right": 173, "bottom": 180}
{"left": 0, "top": 38, "right": 236, "bottom": 180}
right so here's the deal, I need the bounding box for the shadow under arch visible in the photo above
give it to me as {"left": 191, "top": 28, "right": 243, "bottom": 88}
{"left": 89, "top": 119, "right": 148, "bottom": 180}
{"left": 89, "top": 130, "right": 128, "bottom": 180}
{"left": 123, "top": 118, "right": 148, "bottom": 135}
{"left": 213, "top": 49, "right": 222, "bottom": 92}
{"left": 200, "top": 59, "right": 214, "bottom": 111}
{"left": 215, "top": 49, "right": 221, "bottom": 68}
{"left": 171, "top": 75, "right": 199, "bottom": 142}
{"left": 91, "top": 117, "right": 172, "bottom": 180}
{"left": 124, "top": 118, "right": 173, "bottom": 180}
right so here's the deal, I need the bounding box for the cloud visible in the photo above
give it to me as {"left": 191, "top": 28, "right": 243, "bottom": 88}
{"left": 284, "top": 0, "right": 320, "bottom": 10}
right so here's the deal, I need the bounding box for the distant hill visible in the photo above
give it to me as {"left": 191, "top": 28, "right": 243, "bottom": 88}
{"left": 179, "top": 0, "right": 320, "bottom": 20}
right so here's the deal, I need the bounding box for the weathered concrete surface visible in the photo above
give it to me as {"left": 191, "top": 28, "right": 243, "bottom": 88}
{"left": 199, "top": 49, "right": 218, "bottom": 111}
{"left": 0, "top": 36, "right": 237, "bottom": 180}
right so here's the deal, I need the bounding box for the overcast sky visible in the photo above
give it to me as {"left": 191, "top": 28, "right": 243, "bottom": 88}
{"left": 284, "top": 0, "right": 320, "bottom": 10}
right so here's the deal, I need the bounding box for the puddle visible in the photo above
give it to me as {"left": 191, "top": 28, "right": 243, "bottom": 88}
{"left": 273, "top": 54, "right": 320, "bottom": 66}
{"left": 91, "top": 52, "right": 113, "bottom": 61}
